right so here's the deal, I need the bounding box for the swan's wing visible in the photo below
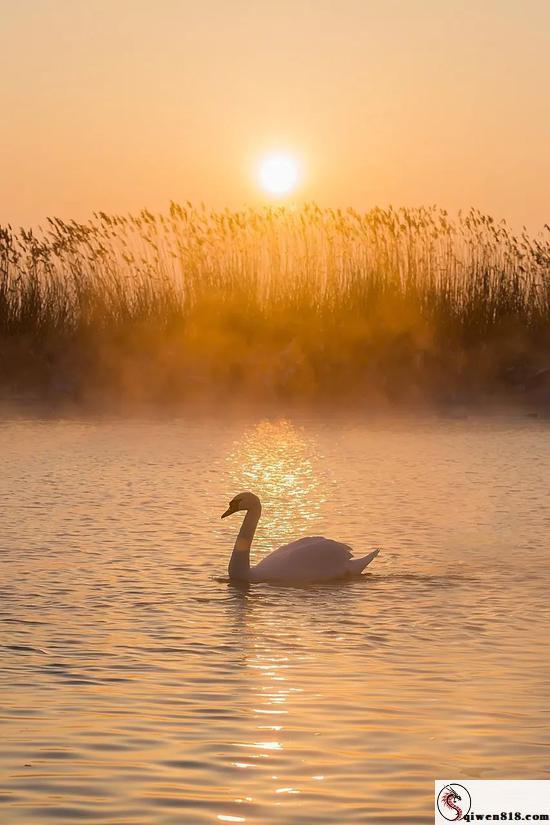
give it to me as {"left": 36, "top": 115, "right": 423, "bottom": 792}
{"left": 251, "top": 536, "right": 353, "bottom": 583}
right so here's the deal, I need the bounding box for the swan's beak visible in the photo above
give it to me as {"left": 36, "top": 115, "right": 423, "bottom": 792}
{"left": 221, "top": 506, "right": 233, "bottom": 519}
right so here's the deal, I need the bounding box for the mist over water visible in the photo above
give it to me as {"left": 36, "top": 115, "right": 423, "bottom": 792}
{"left": 1, "top": 413, "right": 549, "bottom": 824}
{"left": 2, "top": 205, "right": 550, "bottom": 409}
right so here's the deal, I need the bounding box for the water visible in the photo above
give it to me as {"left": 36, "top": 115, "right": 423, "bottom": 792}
{"left": 1, "top": 414, "right": 549, "bottom": 824}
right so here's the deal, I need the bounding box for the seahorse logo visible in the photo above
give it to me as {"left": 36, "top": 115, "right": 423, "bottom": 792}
{"left": 436, "top": 783, "right": 472, "bottom": 821}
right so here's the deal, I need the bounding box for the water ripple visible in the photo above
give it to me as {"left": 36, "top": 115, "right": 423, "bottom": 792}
{"left": 0, "top": 415, "right": 549, "bottom": 823}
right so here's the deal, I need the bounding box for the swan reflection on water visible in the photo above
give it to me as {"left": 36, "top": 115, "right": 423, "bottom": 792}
{"left": 217, "top": 550, "right": 398, "bottom": 824}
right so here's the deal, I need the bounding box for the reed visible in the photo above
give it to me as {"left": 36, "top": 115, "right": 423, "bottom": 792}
{"left": 1, "top": 204, "right": 549, "bottom": 406}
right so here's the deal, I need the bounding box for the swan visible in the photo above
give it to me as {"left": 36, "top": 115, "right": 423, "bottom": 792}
{"left": 221, "top": 491, "right": 380, "bottom": 584}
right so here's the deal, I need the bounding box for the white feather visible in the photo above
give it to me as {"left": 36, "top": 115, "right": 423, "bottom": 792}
{"left": 223, "top": 492, "right": 380, "bottom": 585}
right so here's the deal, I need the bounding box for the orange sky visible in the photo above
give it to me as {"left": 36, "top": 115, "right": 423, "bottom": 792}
{"left": 1, "top": 0, "right": 548, "bottom": 230}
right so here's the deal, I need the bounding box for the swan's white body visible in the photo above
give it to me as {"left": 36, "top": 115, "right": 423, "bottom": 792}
{"left": 222, "top": 492, "right": 379, "bottom": 585}
{"left": 250, "top": 536, "right": 379, "bottom": 584}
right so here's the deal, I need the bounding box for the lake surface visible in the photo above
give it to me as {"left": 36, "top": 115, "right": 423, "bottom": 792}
{"left": 1, "top": 413, "right": 549, "bottom": 824}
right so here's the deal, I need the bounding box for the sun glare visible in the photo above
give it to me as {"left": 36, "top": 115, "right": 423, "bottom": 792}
{"left": 258, "top": 153, "right": 299, "bottom": 197}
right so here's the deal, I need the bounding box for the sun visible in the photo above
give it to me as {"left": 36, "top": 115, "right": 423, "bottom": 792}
{"left": 258, "top": 153, "right": 299, "bottom": 196}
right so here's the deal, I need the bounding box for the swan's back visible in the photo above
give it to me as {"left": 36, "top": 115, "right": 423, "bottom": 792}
{"left": 250, "top": 536, "right": 353, "bottom": 583}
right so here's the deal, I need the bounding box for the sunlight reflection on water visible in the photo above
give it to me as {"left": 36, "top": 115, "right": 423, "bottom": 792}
{"left": 226, "top": 419, "right": 324, "bottom": 551}
{"left": 0, "top": 414, "right": 549, "bottom": 824}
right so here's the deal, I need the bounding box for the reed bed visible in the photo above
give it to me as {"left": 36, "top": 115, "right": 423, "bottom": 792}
{"left": 1, "top": 203, "right": 549, "bottom": 407}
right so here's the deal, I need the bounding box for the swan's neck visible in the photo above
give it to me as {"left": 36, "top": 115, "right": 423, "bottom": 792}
{"left": 228, "top": 503, "right": 261, "bottom": 581}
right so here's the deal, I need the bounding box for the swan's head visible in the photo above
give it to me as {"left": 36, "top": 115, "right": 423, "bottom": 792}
{"left": 221, "top": 491, "right": 261, "bottom": 519}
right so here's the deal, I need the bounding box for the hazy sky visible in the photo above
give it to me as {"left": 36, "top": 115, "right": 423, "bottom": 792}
{"left": 1, "top": 0, "right": 548, "bottom": 229}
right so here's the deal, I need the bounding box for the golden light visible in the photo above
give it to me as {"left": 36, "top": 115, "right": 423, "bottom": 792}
{"left": 258, "top": 153, "right": 299, "bottom": 196}
{"left": 227, "top": 420, "right": 322, "bottom": 550}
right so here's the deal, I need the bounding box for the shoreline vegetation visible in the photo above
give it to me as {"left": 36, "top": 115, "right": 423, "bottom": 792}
{"left": 1, "top": 203, "right": 549, "bottom": 412}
